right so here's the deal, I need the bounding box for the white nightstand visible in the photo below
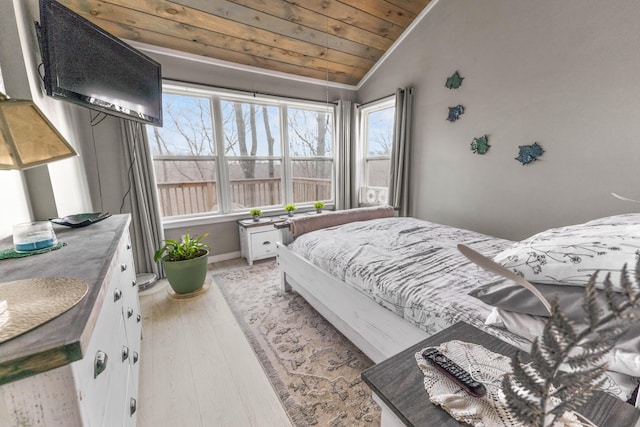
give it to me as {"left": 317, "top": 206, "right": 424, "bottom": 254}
{"left": 238, "top": 218, "right": 285, "bottom": 265}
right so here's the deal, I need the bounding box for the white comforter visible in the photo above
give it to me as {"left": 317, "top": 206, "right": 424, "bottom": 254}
{"left": 289, "top": 216, "right": 515, "bottom": 337}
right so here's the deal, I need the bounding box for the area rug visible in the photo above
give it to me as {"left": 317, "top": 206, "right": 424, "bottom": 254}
{"left": 213, "top": 260, "right": 381, "bottom": 426}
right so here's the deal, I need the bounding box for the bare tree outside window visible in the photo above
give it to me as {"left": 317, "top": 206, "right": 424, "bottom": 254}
{"left": 148, "top": 93, "right": 218, "bottom": 216}
{"left": 288, "top": 108, "right": 333, "bottom": 203}
{"left": 221, "top": 100, "right": 282, "bottom": 208}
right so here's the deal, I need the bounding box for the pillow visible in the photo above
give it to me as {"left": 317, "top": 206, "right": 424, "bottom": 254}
{"left": 470, "top": 278, "right": 637, "bottom": 322}
{"left": 493, "top": 214, "right": 640, "bottom": 291}
{"left": 471, "top": 277, "right": 640, "bottom": 377}
{"left": 486, "top": 307, "right": 640, "bottom": 378}
{"left": 469, "top": 279, "right": 600, "bottom": 318}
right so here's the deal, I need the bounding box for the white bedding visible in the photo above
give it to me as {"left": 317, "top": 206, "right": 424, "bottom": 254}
{"left": 287, "top": 216, "right": 638, "bottom": 401}
{"left": 289, "top": 217, "right": 519, "bottom": 338}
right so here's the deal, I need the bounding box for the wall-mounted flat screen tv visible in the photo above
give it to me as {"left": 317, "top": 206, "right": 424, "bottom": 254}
{"left": 37, "top": 0, "right": 163, "bottom": 126}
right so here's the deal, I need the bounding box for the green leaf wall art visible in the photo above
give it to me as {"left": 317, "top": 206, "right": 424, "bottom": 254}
{"left": 471, "top": 135, "right": 490, "bottom": 155}
{"left": 445, "top": 71, "right": 464, "bottom": 89}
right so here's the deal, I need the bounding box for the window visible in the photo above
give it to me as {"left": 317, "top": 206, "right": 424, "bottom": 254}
{"left": 147, "top": 84, "right": 334, "bottom": 219}
{"left": 287, "top": 107, "right": 333, "bottom": 204}
{"left": 357, "top": 97, "right": 395, "bottom": 205}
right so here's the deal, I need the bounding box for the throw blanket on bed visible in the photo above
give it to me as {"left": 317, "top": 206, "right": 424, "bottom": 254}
{"left": 288, "top": 205, "right": 395, "bottom": 237}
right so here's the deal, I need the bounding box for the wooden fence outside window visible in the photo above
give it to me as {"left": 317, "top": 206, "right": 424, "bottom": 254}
{"left": 156, "top": 178, "right": 331, "bottom": 217}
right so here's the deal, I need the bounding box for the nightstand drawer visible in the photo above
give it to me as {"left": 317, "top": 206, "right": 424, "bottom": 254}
{"left": 251, "top": 229, "right": 279, "bottom": 259}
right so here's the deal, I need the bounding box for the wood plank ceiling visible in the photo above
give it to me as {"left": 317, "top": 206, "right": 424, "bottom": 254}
{"left": 58, "top": 0, "right": 433, "bottom": 86}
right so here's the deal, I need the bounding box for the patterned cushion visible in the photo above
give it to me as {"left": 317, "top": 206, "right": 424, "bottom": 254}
{"left": 493, "top": 214, "right": 640, "bottom": 291}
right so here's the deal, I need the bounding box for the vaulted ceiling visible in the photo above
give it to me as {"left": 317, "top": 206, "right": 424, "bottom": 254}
{"left": 58, "top": 0, "right": 433, "bottom": 87}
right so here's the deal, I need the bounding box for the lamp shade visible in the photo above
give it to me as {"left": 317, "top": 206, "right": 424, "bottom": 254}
{"left": 0, "top": 96, "right": 77, "bottom": 170}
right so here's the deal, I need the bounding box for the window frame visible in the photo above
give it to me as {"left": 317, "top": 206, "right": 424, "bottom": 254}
{"left": 150, "top": 81, "right": 336, "bottom": 227}
{"left": 356, "top": 96, "right": 396, "bottom": 206}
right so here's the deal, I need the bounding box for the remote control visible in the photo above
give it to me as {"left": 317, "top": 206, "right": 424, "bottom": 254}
{"left": 422, "top": 347, "right": 487, "bottom": 397}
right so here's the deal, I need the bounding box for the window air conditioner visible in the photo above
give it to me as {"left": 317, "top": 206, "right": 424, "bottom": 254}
{"left": 359, "top": 186, "right": 389, "bottom": 205}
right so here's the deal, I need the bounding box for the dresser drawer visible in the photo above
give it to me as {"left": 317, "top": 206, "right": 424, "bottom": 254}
{"left": 75, "top": 288, "right": 123, "bottom": 426}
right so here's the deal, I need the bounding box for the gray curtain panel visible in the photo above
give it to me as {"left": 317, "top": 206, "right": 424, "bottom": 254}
{"left": 388, "top": 88, "right": 413, "bottom": 217}
{"left": 336, "top": 99, "right": 355, "bottom": 211}
{"left": 120, "top": 119, "right": 165, "bottom": 279}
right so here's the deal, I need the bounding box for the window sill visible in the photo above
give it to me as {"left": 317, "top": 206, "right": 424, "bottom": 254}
{"left": 161, "top": 205, "right": 334, "bottom": 230}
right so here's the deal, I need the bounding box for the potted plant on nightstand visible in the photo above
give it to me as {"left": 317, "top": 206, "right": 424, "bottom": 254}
{"left": 250, "top": 208, "right": 263, "bottom": 222}
{"left": 284, "top": 203, "right": 297, "bottom": 217}
{"left": 154, "top": 232, "right": 210, "bottom": 294}
{"left": 314, "top": 201, "right": 325, "bottom": 213}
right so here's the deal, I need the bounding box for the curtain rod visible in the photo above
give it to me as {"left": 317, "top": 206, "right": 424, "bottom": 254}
{"left": 356, "top": 93, "right": 395, "bottom": 109}
{"left": 164, "top": 78, "right": 339, "bottom": 105}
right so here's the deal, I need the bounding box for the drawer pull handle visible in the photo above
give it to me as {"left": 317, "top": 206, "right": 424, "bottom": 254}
{"left": 132, "top": 280, "right": 137, "bottom": 288}
{"left": 114, "top": 289, "right": 122, "bottom": 302}
{"left": 130, "top": 398, "right": 137, "bottom": 416}
{"left": 263, "top": 241, "right": 271, "bottom": 245}
{"left": 137, "top": 314, "right": 141, "bottom": 323}
{"left": 122, "top": 346, "right": 129, "bottom": 362}
{"left": 133, "top": 351, "right": 139, "bottom": 364}
{"left": 121, "top": 264, "right": 127, "bottom": 272}
{"left": 94, "top": 351, "right": 108, "bottom": 378}
{"left": 127, "top": 243, "right": 132, "bottom": 250}
{"left": 127, "top": 307, "right": 134, "bottom": 318}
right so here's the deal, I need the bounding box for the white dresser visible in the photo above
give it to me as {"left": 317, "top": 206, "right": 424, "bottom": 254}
{"left": 0, "top": 215, "right": 141, "bottom": 426}
{"left": 238, "top": 218, "right": 285, "bottom": 265}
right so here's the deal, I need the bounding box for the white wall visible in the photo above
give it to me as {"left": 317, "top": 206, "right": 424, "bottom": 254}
{"left": 0, "top": 0, "right": 93, "bottom": 239}
{"left": 14, "top": 0, "right": 93, "bottom": 218}
{"left": 358, "top": 0, "right": 640, "bottom": 240}
{"left": 0, "top": 172, "right": 31, "bottom": 239}
{"left": 0, "top": 1, "right": 33, "bottom": 239}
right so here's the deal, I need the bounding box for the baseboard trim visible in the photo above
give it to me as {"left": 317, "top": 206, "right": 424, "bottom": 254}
{"left": 207, "top": 251, "right": 241, "bottom": 264}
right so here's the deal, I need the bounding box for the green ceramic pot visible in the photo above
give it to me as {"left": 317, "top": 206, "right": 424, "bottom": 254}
{"left": 162, "top": 250, "right": 209, "bottom": 294}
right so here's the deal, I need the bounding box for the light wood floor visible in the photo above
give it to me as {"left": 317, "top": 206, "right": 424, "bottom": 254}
{"left": 136, "top": 259, "right": 293, "bottom": 427}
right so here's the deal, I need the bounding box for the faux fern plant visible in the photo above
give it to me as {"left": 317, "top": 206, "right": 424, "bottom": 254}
{"left": 502, "top": 262, "right": 640, "bottom": 426}
{"left": 458, "top": 244, "right": 640, "bottom": 427}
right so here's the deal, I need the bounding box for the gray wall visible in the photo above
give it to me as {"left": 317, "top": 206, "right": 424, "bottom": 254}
{"left": 358, "top": 0, "right": 640, "bottom": 240}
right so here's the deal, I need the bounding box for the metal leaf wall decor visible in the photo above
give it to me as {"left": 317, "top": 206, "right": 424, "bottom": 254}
{"left": 445, "top": 71, "right": 464, "bottom": 89}
{"left": 447, "top": 105, "right": 465, "bottom": 122}
{"left": 471, "top": 135, "right": 490, "bottom": 154}
{"left": 515, "top": 142, "right": 544, "bottom": 165}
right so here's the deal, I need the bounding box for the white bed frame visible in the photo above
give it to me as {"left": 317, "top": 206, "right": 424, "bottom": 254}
{"left": 276, "top": 241, "right": 428, "bottom": 364}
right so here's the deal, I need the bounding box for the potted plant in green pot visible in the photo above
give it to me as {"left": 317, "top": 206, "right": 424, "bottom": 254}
{"left": 314, "top": 201, "right": 325, "bottom": 213}
{"left": 154, "top": 232, "right": 210, "bottom": 294}
{"left": 250, "top": 208, "right": 263, "bottom": 222}
{"left": 284, "top": 203, "right": 297, "bottom": 217}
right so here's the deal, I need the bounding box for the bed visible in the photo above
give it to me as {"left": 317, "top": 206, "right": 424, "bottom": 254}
{"left": 275, "top": 207, "right": 640, "bottom": 405}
